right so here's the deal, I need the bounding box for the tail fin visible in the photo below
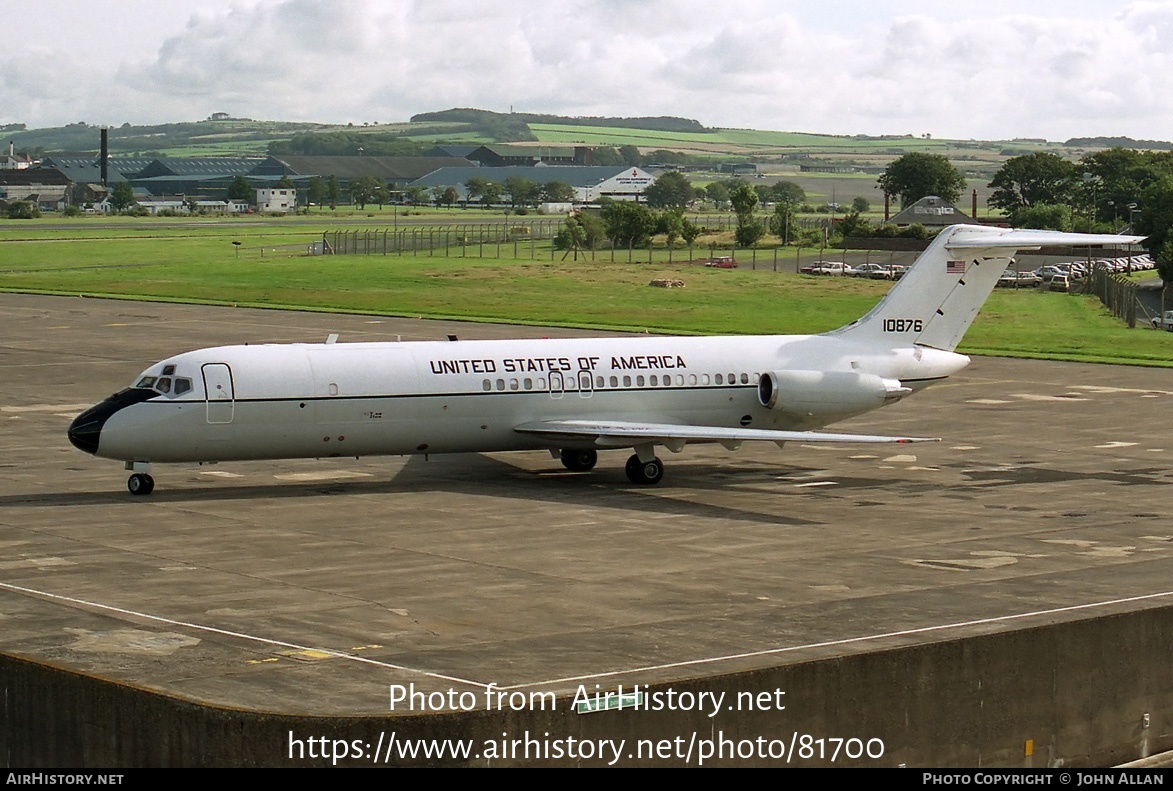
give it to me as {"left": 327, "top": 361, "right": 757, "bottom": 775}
{"left": 830, "top": 224, "right": 1144, "bottom": 352}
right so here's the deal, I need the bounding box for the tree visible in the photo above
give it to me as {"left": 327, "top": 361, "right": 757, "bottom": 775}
{"left": 109, "top": 181, "right": 136, "bottom": 212}
{"left": 503, "top": 176, "right": 540, "bottom": 208}
{"left": 306, "top": 177, "right": 325, "bottom": 210}
{"left": 540, "top": 180, "right": 576, "bottom": 204}
{"left": 878, "top": 153, "right": 966, "bottom": 206}
{"left": 441, "top": 186, "right": 459, "bottom": 207}
{"left": 705, "top": 181, "right": 730, "bottom": 208}
{"left": 728, "top": 181, "right": 758, "bottom": 217}
{"left": 6, "top": 200, "right": 40, "bottom": 219}
{"left": 987, "top": 153, "right": 1078, "bottom": 219}
{"left": 404, "top": 185, "right": 427, "bottom": 205}
{"left": 275, "top": 175, "right": 295, "bottom": 189}
{"left": 644, "top": 171, "right": 695, "bottom": 209}
{"left": 772, "top": 181, "right": 806, "bottom": 204}
{"left": 851, "top": 196, "right": 871, "bottom": 213}
{"left": 601, "top": 201, "right": 656, "bottom": 247}
{"left": 325, "top": 175, "right": 341, "bottom": 209}
{"left": 1156, "top": 237, "right": 1173, "bottom": 286}
{"left": 350, "top": 175, "right": 381, "bottom": 209}
{"left": 1137, "top": 175, "right": 1173, "bottom": 262}
{"left": 768, "top": 202, "right": 796, "bottom": 244}
{"left": 464, "top": 177, "right": 489, "bottom": 203}
{"left": 1010, "top": 203, "right": 1071, "bottom": 231}
{"left": 226, "top": 175, "right": 254, "bottom": 203}
{"left": 618, "top": 145, "right": 642, "bottom": 166}
{"left": 479, "top": 181, "right": 503, "bottom": 206}
{"left": 728, "top": 182, "right": 764, "bottom": 246}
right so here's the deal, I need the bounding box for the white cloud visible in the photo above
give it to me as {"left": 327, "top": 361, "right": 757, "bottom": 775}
{"left": 2, "top": 0, "right": 1173, "bottom": 141}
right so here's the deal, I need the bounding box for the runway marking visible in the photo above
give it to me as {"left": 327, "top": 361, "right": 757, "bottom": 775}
{"left": 1096, "top": 441, "right": 1138, "bottom": 449}
{"left": 882, "top": 454, "right": 917, "bottom": 463}
{"left": 0, "top": 581, "right": 491, "bottom": 691}
{"left": 1011, "top": 393, "right": 1089, "bottom": 402}
{"left": 1071, "top": 385, "right": 1173, "bottom": 397}
{"left": 274, "top": 470, "right": 372, "bottom": 481}
{"left": 508, "top": 590, "right": 1173, "bottom": 691}
{"left": 1, "top": 403, "right": 94, "bottom": 413}
{"left": 793, "top": 481, "right": 837, "bottom": 488}
{"left": 966, "top": 398, "right": 1011, "bottom": 405}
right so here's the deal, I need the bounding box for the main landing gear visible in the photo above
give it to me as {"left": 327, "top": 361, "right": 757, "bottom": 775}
{"left": 625, "top": 454, "right": 664, "bottom": 486}
{"left": 127, "top": 473, "right": 155, "bottom": 496}
{"left": 559, "top": 449, "right": 598, "bottom": 472}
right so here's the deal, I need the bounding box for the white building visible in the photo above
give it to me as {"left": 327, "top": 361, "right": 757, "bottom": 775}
{"left": 256, "top": 187, "right": 298, "bottom": 213}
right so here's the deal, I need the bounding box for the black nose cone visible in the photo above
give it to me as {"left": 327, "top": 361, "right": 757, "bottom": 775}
{"left": 69, "top": 407, "right": 104, "bottom": 454}
{"left": 67, "top": 387, "right": 157, "bottom": 456}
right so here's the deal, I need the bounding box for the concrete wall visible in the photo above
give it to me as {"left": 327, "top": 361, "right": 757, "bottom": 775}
{"left": 3, "top": 607, "right": 1171, "bottom": 767}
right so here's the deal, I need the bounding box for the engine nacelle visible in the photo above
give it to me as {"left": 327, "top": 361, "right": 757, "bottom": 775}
{"left": 757, "top": 369, "right": 911, "bottom": 416}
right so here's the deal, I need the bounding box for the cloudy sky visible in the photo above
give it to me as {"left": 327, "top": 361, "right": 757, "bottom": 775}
{"left": 4, "top": 0, "right": 1172, "bottom": 141}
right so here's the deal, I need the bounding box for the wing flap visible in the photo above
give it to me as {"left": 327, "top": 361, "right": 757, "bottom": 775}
{"left": 514, "top": 419, "right": 938, "bottom": 447}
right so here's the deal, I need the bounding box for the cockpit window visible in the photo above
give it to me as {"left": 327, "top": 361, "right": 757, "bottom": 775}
{"left": 135, "top": 376, "right": 157, "bottom": 389}
{"left": 156, "top": 378, "right": 172, "bottom": 393}
{"left": 162, "top": 364, "right": 176, "bottom": 376}
{"left": 174, "top": 378, "right": 192, "bottom": 395}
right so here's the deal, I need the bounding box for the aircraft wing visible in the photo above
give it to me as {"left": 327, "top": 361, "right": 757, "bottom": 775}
{"left": 513, "top": 419, "right": 938, "bottom": 449}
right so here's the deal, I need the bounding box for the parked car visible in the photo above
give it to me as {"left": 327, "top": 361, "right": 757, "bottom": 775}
{"left": 1152, "top": 311, "right": 1173, "bottom": 331}
{"left": 705, "top": 256, "right": 738, "bottom": 269}
{"left": 852, "top": 263, "right": 892, "bottom": 279}
{"left": 801, "top": 261, "right": 857, "bottom": 276}
{"left": 1048, "top": 274, "right": 1071, "bottom": 292}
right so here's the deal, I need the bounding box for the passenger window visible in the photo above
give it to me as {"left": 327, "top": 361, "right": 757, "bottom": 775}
{"left": 483, "top": 379, "right": 492, "bottom": 391}
{"left": 716, "top": 374, "right": 723, "bottom": 385}
{"left": 496, "top": 379, "right": 505, "bottom": 391}
{"left": 524, "top": 378, "right": 533, "bottom": 390}
{"left": 636, "top": 375, "right": 645, "bottom": 387}
{"left": 650, "top": 375, "right": 658, "bottom": 386}
{"left": 537, "top": 378, "right": 546, "bottom": 389}
{"left": 728, "top": 372, "right": 735, "bottom": 383}
{"left": 622, "top": 375, "right": 631, "bottom": 387}
{"left": 174, "top": 378, "right": 192, "bottom": 395}
{"left": 702, "top": 374, "right": 710, "bottom": 385}
{"left": 609, "top": 376, "right": 618, "bottom": 388}
{"left": 740, "top": 373, "right": 749, "bottom": 384}
{"left": 509, "top": 379, "right": 519, "bottom": 391}
{"left": 689, "top": 374, "right": 697, "bottom": 386}
{"left": 596, "top": 376, "right": 605, "bottom": 388}
{"left": 676, "top": 374, "right": 684, "bottom": 386}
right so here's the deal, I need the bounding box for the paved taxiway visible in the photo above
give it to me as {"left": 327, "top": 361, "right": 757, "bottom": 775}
{"left": 1, "top": 293, "right": 1171, "bottom": 715}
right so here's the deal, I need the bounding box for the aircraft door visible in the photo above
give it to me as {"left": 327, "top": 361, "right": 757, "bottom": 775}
{"left": 202, "top": 363, "right": 235, "bottom": 424}
{"left": 548, "top": 371, "right": 565, "bottom": 399}
{"left": 577, "top": 370, "right": 593, "bottom": 398}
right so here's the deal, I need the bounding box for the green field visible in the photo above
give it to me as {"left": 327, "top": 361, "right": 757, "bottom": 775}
{"left": 0, "top": 225, "right": 1168, "bottom": 366}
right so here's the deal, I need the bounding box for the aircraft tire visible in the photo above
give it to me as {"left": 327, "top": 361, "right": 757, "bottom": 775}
{"left": 625, "top": 454, "right": 664, "bottom": 486}
{"left": 560, "top": 449, "right": 598, "bottom": 472}
{"left": 127, "top": 473, "right": 155, "bottom": 496}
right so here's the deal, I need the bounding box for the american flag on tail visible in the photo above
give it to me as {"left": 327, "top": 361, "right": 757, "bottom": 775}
{"left": 946, "top": 260, "right": 966, "bottom": 274}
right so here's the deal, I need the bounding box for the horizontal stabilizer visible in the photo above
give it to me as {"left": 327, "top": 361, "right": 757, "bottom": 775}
{"left": 515, "top": 419, "right": 939, "bottom": 447}
{"left": 946, "top": 227, "right": 1145, "bottom": 250}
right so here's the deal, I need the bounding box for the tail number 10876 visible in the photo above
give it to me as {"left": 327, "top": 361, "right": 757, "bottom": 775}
{"left": 883, "top": 319, "right": 923, "bottom": 333}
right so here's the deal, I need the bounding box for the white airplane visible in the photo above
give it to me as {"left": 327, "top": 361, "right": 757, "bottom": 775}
{"left": 68, "top": 224, "right": 1142, "bottom": 495}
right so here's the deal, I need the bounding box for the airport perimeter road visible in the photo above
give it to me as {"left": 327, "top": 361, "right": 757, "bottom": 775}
{"left": 1, "top": 293, "right": 1171, "bottom": 716}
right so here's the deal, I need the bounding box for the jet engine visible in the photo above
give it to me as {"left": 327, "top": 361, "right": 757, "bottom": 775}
{"left": 757, "top": 369, "right": 911, "bottom": 416}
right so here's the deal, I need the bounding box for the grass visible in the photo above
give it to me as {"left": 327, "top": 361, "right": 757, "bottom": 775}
{"left": 0, "top": 225, "right": 1168, "bottom": 366}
